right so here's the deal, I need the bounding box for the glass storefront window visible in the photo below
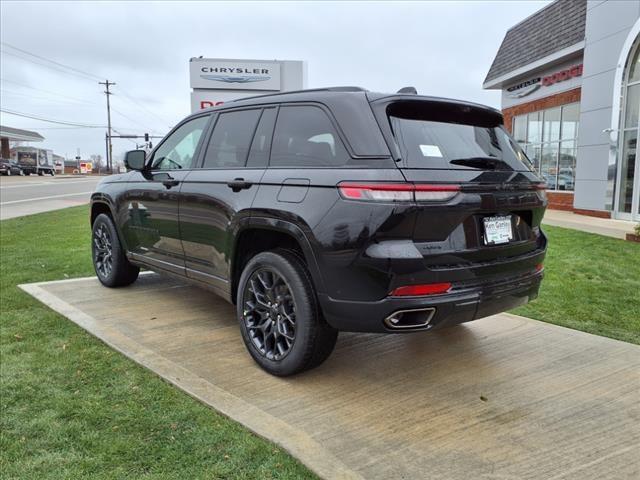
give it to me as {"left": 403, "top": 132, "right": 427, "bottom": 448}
{"left": 513, "top": 115, "right": 527, "bottom": 143}
{"left": 624, "top": 83, "right": 640, "bottom": 129}
{"left": 527, "top": 111, "right": 542, "bottom": 143}
{"left": 561, "top": 103, "right": 580, "bottom": 140}
{"left": 526, "top": 144, "right": 541, "bottom": 171}
{"left": 543, "top": 107, "right": 561, "bottom": 142}
{"left": 559, "top": 140, "right": 577, "bottom": 191}
{"left": 540, "top": 143, "right": 559, "bottom": 188}
{"left": 629, "top": 45, "right": 640, "bottom": 83}
{"left": 618, "top": 129, "right": 637, "bottom": 213}
{"left": 511, "top": 102, "right": 579, "bottom": 191}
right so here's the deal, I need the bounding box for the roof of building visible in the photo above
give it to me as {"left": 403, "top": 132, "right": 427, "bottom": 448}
{"left": 483, "top": 0, "right": 586, "bottom": 86}
{"left": 0, "top": 125, "right": 45, "bottom": 142}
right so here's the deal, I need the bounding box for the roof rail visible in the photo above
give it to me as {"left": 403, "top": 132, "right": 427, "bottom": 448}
{"left": 228, "top": 86, "right": 368, "bottom": 103}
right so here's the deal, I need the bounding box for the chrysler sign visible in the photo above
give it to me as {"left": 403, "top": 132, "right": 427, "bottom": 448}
{"left": 506, "top": 78, "right": 541, "bottom": 98}
{"left": 190, "top": 59, "right": 281, "bottom": 90}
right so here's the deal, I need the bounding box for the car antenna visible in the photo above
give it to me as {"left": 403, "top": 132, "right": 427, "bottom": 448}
{"left": 397, "top": 86, "right": 417, "bottom": 94}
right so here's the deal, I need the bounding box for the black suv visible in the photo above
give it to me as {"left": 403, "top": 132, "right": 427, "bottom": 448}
{"left": 90, "top": 87, "right": 547, "bottom": 376}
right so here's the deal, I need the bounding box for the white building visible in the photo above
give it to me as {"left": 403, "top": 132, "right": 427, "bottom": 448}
{"left": 484, "top": 0, "right": 640, "bottom": 221}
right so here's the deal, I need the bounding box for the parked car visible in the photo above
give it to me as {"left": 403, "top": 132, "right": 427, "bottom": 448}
{"left": 0, "top": 158, "right": 24, "bottom": 176}
{"left": 543, "top": 173, "right": 574, "bottom": 191}
{"left": 90, "top": 87, "right": 547, "bottom": 376}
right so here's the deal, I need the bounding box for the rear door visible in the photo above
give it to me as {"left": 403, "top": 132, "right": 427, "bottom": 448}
{"left": 253, "top": 103, "right": 406, "bottom": 243}
{"left": 372, "top": 98, "right": 547, "bottom": 271}
{"left": 178, "top": 106, "right": 275, "bottom": 290}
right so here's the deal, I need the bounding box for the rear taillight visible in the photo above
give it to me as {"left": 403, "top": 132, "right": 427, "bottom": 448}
{"left": 534, "top": 183, "right": 548, "bottom": 201}
{"left": 390, "top": 283, "right": 452, "bottom": 297}
{"left": 338, "top": 182, "right": 459, "bottom": 202}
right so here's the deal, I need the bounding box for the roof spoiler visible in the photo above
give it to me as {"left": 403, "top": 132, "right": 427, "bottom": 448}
{"left": 397, "top": 86, "right": 417, "bottom": 94}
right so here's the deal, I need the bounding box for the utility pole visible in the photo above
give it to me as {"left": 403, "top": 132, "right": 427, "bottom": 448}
{"left": 99, "top": 80, "right": 116, "bottom": 173}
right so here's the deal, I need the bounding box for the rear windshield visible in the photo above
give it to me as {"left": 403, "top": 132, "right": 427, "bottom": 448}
{"left": 388, "top": 103, "right": 534, "bottom": 171}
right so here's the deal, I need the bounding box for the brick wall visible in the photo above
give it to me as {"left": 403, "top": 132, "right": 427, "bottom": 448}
{"left": 546, "top": 191, "right": 574, "bottom": 211}
{"left": 502, "top": 87, "right": 581, "bottom": 134}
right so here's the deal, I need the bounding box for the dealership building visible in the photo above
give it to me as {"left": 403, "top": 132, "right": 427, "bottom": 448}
{"left": 484, "top": 0, "right": 640, "bottom": 221}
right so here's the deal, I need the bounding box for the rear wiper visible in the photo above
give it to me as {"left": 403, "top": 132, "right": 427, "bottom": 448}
{"left": 449, "top": 156, "right": 502, "bottom": 170}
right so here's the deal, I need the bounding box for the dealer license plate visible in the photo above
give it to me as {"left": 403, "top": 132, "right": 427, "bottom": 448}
{"left": 483, "top": 215, "right": 513, "bottom": 245}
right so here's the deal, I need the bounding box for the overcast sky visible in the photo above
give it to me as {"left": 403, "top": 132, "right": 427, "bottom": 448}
{"left": 0, "top": 0, "right": 550, "bottom": 161}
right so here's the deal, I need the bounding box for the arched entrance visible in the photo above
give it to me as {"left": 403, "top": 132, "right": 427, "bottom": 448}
{"left": 614, "top": 32, "right": 640, "bottom": 220}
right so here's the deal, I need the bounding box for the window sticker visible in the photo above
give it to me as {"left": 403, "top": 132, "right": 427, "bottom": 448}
{"left": 419, "top": 144, "right": 443, "bottom": 157}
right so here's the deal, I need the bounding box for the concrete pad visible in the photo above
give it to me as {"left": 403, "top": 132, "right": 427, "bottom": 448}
{"left": 20, "top": 274, "right": 640, "bottom": 480}
{"left": 543, "top": 209, "right": 636, "bottom": 239}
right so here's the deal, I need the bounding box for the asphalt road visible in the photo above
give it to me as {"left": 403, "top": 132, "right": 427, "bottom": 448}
{"left": 0, "top": 175, "right": 103, "bottom": 220}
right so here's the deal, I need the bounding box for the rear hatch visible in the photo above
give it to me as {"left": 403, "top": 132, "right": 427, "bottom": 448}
{"left": 370, "top": 96, "right": 547, "bottom": 282}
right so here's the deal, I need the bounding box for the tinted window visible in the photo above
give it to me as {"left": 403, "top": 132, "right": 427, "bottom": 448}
{"left": 203, "top": 109, "right": 261, "bottom": 169}
{"left": 247, "top": 108, "right": 277, "bottom": 168}
{"left": 390, "top": 115, "right": 533, "bottom": 172}
{"left": 151, "top": 116, "right": 209, "bottom": 170}
{"left": 270, "top": 106, "right": 348, "bottom": 167}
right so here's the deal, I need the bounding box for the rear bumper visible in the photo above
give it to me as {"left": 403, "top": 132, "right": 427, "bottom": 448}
{"left": 319, "top": 269, "right": 543, "bottom": 333}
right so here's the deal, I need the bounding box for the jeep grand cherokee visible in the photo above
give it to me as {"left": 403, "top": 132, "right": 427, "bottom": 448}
{"left": 90, "top": 87, "right": 547, "bottom": 376}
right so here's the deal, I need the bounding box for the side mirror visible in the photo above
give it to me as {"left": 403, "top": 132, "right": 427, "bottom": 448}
{"left": 124, "top": 150, "right": 146, "bottom": 171}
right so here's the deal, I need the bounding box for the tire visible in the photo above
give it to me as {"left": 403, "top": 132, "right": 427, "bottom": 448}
{"left": 91, "top": 213, "right": 139, "bottom": 287}
{"left": 237, "top": 249, "right": 338, "bottom": 376}
{"left": 50, "top": 170, "right": 55, "bottom": 176}
{"left": 38, "top": 170, "right": 43, "bottom": 176}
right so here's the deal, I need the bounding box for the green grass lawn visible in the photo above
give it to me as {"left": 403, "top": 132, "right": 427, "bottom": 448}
{"left": 1, "top": 207, "right": 639, "bottom": 479}
{"left": 514, "top": 224, "right": 640, "bottom": 344}
{"left": 0, "top": 206, "right": 316, "bottom": 480}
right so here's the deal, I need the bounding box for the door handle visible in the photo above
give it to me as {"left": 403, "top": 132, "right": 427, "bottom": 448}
{"left": 162, "top": 179, "right": 180, "bottom": 189}
{"left": 227, "top": 178, "right": 253, "bottom": 192}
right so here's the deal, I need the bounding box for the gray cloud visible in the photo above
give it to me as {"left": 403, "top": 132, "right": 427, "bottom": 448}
{"left": 1, "top": 0, "right": 549, "bottom": 160}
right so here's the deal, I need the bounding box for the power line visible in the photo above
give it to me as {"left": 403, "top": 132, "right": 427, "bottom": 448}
{"left": 1, "top": 49, "right": 97, "bottom": 83}
{"left": 0, "top": 77, "right": 100, "bottom": 105}
{"left": 0, "top": 108, "right": 106, "bottom": 128}
{"left": 1, "top": 41, "right": 102, "bottom": 81}
{"left": 2, "top": 43, "right": 169, "bottom": 133}
{"left": 2, "top": 78, "right": 163, "bottom": 133}
{"left": 111, "top": 105, "right": 161, "bottom": 134}
{"left": 16, "top": 126, "right": 108, "bottom": 130}
{"left": 1, "top": 88, "right": 97, "bottom": 107}
{"left": 115, "top": 86, "right": 173, "bottom": 129}
{"left": 112, "top": 128, "right": 139, "bottom": 146}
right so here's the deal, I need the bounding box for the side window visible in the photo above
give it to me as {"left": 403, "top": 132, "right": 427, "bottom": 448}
{"left": 202, "top": 109, "right": 261, "bottom": 169}
{"left": 247, "top": 108, "right": 277, "bottom": 168}
{"left": 151, "top": 116, "right": 209, "bottom": 170}
{"left": 270, "top": 106, "right": 349, "bottom": 167}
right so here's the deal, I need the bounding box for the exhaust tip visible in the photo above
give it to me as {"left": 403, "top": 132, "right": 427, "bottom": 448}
{"left": 384, "top": 307, "right": 436, "bottom": 330}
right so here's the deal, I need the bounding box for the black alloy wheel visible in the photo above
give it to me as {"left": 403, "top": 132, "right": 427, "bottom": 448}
{"left": 237, "top": 249, "right": 338, "bottom": 376}
{"left": 242, "top": 267, "right": 297, "bottom": 361}
{"left": 93, "top": 223, "right": 113, "bottom": 279}
{"left": 91, "top": 213, "right": 139, "bottom": 287}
